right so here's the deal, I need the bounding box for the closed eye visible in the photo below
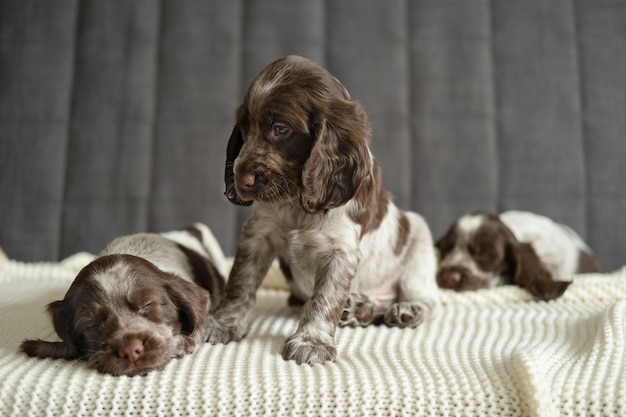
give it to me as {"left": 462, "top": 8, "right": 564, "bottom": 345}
{"left": 470, "top": 246, "right": 497, "bottom": 263}
{"left": 139, "top": 302, "right": 156, "bottom": 317}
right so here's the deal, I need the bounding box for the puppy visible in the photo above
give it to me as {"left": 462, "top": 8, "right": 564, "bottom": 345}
{"left": 205, "top": 55, "right": 439, "bottom": 366}
{"left": 20, "top": 224, "right": 225, "bottom": 376}
{"left": 436, "top": 210, "right": 600, "bottom": 300}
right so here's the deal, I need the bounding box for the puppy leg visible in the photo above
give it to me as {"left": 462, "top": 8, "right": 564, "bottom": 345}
{"left": 282, "top": 230, "right": 359, "bottom": 365}
{"left": 204, "top": 219, "right": 277, "bottom": 344}
{"left": 385, "top": 213, "right": 439, "bottom": 327}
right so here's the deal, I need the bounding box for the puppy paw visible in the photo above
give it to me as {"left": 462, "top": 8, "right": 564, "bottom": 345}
{"left": 203, "top": 315, "right": 246, "bottom": 344}
{"left": 282, "top": 334, "right": 336, "bottom": 366}
{"left": 339, "top": 293, "right": 375, "bottom": 327}
{"left": 176, "top": 335, "right": 197, "bottom": 356}
{"left": 384, "top": 302, "right": 424, "bottom": 328}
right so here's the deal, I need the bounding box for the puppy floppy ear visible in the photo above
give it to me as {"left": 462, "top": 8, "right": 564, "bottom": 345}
{"left": 435, "top": 222, "right": 458, "bottom": 259}
{"left": 301, "top": 99, "right": 372, "bottom": 213}
{"left": 164, "top": 279, "right": 210, "bottom": 336}
{"left": 20, "top": 300, "right": 80, "bottom": 360}
{"left": 507, "top": 242, "right": 571, "bottom": 301}
{"left": 224, "top": 125, "right": 252, "bottom": 206}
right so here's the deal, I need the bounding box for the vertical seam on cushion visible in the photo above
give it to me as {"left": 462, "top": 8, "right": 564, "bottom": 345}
{"left": 571, "top": 0, "right": 590, "bottom": 242}
{"left": 404, "top": 0, "right": 414, "bottom": 208}
{"left": 487, "top": 0, "right": 501, "bottom": 213}
{"left": 322, "top": 0, "right": 328, "bottom": 68}
{"left": 146, "top": 0, "right": 163, "bottom": 232}
{"left": 57, "top": 0, "right": 82, "bottom": 260}
{"left": 239, "top": 0, "right": 246, "bottom": 100}
{"left": 406, "top": 0, "right": 418, "bottom": 209}
{"left": 235, "top": 0, "right": 248, "bottom": 239}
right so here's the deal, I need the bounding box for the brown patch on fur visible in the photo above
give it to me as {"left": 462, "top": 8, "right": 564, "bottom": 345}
{"left": 394, "top": 212, "right": 410, "bottom": 256}
{"left": 435, "top": 222, "right": 457, "bottom": 260}
{"left": 348, "top": 159, "right": 390, "bottom": 236}
{"left": 176, "top": 244, "right": 225, "bottom": 308}
{"left": 183, "top": 225, "right": 203, "bottom": 242}
{"left": 510, "top": 243, "right": 571, "bottom": 300}
{"left": 471, "top": 213, "right": 512, "bottom": 273}
{"left": 577, "top": 249, "right": 601, "bottom": 273}
{"left": 300, "top": 97, "right": 372, "bottom": 213}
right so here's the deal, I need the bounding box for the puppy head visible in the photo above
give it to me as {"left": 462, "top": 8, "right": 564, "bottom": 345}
{"left": 224, "top": 55, "right": 372, "bottom": 213}
{"left": 436, "top": 211, "right": 570, "bottom": 300}
{"left": 436, "top": 212, "right": 512, "bottom": 291}
{"left": 20, "top": 254, "right": 209, "bottom": 376}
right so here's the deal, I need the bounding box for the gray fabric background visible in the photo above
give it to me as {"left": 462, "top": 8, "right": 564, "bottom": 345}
{"left": 1, "top": 1, "right": 625, "bottom": 271}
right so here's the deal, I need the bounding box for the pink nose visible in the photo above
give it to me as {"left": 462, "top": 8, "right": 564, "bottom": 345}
{"left": 445, "top": 271, "right": 461, "bottom": 284}
{"left": 119, "top": 338, "right": 144, "bottom": 362}
{"left": 240, "top": 173, "right": 255, "bottom": 187}
{"left": 438, "top": 270, "right": 462, "bottom": 289}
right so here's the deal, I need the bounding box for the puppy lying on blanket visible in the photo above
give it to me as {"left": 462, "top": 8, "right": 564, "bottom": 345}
{"left": 20, "top": 224, "right": 225, "bottom": 376}
{"left": 436, "top": 210, "right": 600, "bottom": 300}
{"left": 206, "top": 55, "right": 439, "bottom": 366}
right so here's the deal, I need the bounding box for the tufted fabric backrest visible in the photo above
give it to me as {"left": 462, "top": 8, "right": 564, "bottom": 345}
{"left": 1, "top": 1, "right": 624, "bottom": 270}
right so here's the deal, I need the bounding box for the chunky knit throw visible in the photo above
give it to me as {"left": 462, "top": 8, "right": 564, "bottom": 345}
{"left": 1, "top": 247, "right": 624, "bottom": 416}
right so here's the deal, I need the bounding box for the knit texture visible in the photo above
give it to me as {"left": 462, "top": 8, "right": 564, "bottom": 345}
{"left": 0, "top": 252, "right": 624, "bottom": 416}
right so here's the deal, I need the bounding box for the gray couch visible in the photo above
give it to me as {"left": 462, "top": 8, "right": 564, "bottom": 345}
{"left": 1, "top": 0, "right": 625, "bottom": 272}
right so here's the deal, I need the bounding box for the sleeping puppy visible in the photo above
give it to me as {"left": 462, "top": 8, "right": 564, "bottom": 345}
{"left": 205, "top": 55, "right": 439, "bottom": 366}
{"left": 436, "top": 210, "right": 600, "bottom": 300}
{"left": 20, "top": 224, "right": 225, "bottom": 376}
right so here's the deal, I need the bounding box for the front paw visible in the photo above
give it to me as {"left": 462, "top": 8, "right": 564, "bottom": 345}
{"left": 339, "top": 293, "right": 375, "bottom": 327}
{"left": 176, "top": 335, "right": 198, "bottom": 356}
{"left": 204, "top": 315, "right": 247, "bottom": 345}
{"left": 282, "top": 334, "right": 336, "bottom": 366}
{"left": 384, "top": 302, "right": 424, "bottom": 328}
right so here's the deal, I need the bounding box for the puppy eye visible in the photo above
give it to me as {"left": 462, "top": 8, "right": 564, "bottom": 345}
{"left": 472, "top": 247, "right": 496, "bottom": 263}
{"left": 140, "top": 302, "right": 155, "bottom": 317}
{"left": 273, "top": 124, "right": 290, "bottom": 136}
{"left": 436, "top": 239, "right": 453, "bottom": 255}
{"left": 469, "top": 246, "right": 487, "bottom": 259}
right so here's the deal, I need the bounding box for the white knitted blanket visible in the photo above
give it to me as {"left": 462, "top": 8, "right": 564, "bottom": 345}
{"left": 0, "top": 252, "right": 625, "bottom": 417}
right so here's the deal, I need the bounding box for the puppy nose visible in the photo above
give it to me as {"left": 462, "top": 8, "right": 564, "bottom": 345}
{"left": 240, "top": 173, "right": 256, "bottom": 187}
{"left": 119, "top": 338, "right": 144, "bottom": 362}
{"left": 446, "top": 271, "right": 461, "bottom": 283}
{"left": 438, "top": 270, "right": 462, "bottom": 289}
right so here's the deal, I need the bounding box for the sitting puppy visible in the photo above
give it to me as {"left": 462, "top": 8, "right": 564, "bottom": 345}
{"left": 20, "top": 224, "right": 225, "bottom": 376}
{"left": 206, "top": 55, "right": 439, "bottom": 366}
{"left": 436, "top": 210, "right": 600, "bottom": 300}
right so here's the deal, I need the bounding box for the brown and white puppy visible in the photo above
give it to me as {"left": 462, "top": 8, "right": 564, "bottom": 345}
{"left": 436, "top": 210, "right": 600, "bottom": 300}
{"left": 206, "top": 55, "right": 439, "bottom": 366}
{"left": 21, "top": 224, "right": 225, "bottom": 376}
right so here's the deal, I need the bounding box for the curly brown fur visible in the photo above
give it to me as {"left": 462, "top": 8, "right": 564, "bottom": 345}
{"left": 21, "top": 229, "right": 224, "bottom": 376}
{"left": 208, "top": 55, "right": 439, "bottom": 365}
